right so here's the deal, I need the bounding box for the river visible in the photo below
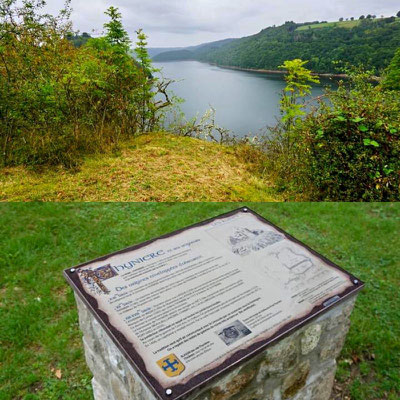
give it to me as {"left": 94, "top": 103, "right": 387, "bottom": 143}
{"left": 154, "top": 60, "right": 329, "bottom": 137}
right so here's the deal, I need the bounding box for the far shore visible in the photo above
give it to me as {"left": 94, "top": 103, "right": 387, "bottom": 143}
{"left": 154, "top": 59, "right": 381, "bottom": 81}
{"left": 210, "top": 63, "right": 381, "bottom": 81}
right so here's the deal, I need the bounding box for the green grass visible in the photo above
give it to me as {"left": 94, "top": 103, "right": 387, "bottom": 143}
{"left": 296, "top": 17, "right": 400, "bottom": 31}
{"left": 296, "top": 20, "right": 360, "bottom": 31}
{"left": 0, "top": 133, "right": 278, "bottom": 202}
{"left": 0, "top": 203, "right": 399, "bottom": 399}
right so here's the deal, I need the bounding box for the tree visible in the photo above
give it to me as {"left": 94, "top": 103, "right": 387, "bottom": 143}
{"left": 382, "top": 48, "right": 400, "bottom": 90}
{"left": 134, "top": 29, "right": 158, "bottom": 132}
{"left": 397, "top": 11, "right": 400, "bottom": 18}
{"left": 367, "top": 14, "right": 372, "bottom": 19}
{"left": 360, "top": 15, "right": 365, "bottom": 20}
{"left": 350, "top": 17, "right": 354, "bottom": 21}
{"left": 278, "top": 59, "right": 319, "bottom": 129}
{"left": 339, "top": 17, "right": 344, "bottom": 22}
{"left": 103, "top": 6, "right": 130, "bottom": 51}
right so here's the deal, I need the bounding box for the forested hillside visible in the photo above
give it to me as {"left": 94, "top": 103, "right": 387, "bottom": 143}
{"left": 152, "top": 38, "right": 235, "bottom": 61}
{"left": 157, "top": 17, "right": 400, "bottom": 74}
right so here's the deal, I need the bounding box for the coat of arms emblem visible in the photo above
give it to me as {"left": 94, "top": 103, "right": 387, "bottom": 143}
{"left": 157, "top": 354, "right": 185, "bottom": 377}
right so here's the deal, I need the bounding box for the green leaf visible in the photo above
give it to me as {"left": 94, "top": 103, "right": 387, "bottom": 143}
{"left": 316, "top": 129, "right": 324, "bottom": 139}
{"left": 335, "top": 116, "right": 346, "bottom": 122}
{"left": 363, "top": 138, "right": 379, "bottom": 147}
{"left": 389, "top": 128, "right": 397, "bottom": 134}
{"left": 351, "top": 117, "right": 364, "bottom": 123}
{"left": 383, "top": 166, "right": 394, "bottom": 175}
{"left": 359, "top": 125, "right": 369, "bottom": 132}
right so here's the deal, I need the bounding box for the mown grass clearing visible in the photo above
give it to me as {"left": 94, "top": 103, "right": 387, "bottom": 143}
{"left": 296, "top": 17, "right": 400, "bottom": 31}
{"left": 296, "top": 20, "right": 360, "bottom": 31}
{"left": 0, "top": 203, "right": 399, "bottom": 399}
{"left": 0, "top": 133, "right": 278, "bottom": 202}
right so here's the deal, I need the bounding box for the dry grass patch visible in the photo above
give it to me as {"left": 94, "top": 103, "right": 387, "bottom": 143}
{"left": 0, "top": 133, "right": 278, "bottom": 201}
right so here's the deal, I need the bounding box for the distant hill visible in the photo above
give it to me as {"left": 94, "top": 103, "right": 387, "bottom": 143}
{"left": 152, "top": 38, "right": 236, "bottom": 62}
{"left": 154, "top": 17, "right": 400, "bottom": 74}
{"left": 153, "top": 49, "right": 195, "bottom": 61}
{"left": 148, "top": 47, "right": 184, "bottom": 58}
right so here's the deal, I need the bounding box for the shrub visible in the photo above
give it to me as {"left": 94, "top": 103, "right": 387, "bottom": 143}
{"left": 0, "top": 1, "right": 173, "bottom": 167}
{"left": 298, "top": 70, "right": 400, "bottom": 200}
{"left": 264, "top": 64, "right": 400, "bottom": 200}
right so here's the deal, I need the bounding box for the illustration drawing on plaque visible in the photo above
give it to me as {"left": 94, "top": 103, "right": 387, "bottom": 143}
{"left": 264, "top": 247, "right": 317, "bottom": 289}
{"left": 216, "top": 320, "right": 252, "bottom": 346}
{"left": 228, "top": 227, "right": 284, "bottom": 256}
{"left": 78, "top": 264, "right": 118, "bottom": 295}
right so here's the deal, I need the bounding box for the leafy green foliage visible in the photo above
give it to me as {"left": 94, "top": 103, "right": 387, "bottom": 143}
{"left": 260, "top": 59, "right": 320, "bottom": 196}
{"left": 104, "top": 6, "right": 130, "bottom": 51}
{"left": 264, "top": 64, "right": 400, "bottom": 201}
{"left": 0, "top": 1, "right": 173, "bottom": 167}
{"left": 382, "top": 48, "right": 400, "bottom": 90}
{"left": 134, "top": 29, "right": 159, "bottom": 132}
{"left": 297, "top": 69, "right": 400, "bottom": 200}
{"left": 195, "top": 18, "right": 400, "bottom": 74}
{"left": 278, "top": 59, "right": 320, "bottom": 127}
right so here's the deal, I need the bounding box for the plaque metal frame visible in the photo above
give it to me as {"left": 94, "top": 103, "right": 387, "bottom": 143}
{"left": 64, "top": 207, "right": 364, "bottom": 400}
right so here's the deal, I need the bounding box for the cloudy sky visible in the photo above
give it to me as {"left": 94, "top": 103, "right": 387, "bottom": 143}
{"left": 46, "top": 0, "right": 400, "bottom": 47}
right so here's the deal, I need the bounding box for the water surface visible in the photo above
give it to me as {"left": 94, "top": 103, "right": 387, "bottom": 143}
{"left": 155, "top": 60, "right": 328, "bottom": 137}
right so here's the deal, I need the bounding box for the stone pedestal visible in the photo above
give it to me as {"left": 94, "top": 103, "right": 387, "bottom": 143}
{"left": 74, "top": 293, "right": 358, "bottom": 400}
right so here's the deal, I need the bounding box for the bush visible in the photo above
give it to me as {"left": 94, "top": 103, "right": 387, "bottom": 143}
{"left": 263, "top": 64, "right": 400, "bottom": 201}
{"left": 0, "top": 1, "right": 172, "bottom": 167}
{"left": 298, "top": 70, "right": 400, "bottom": 201}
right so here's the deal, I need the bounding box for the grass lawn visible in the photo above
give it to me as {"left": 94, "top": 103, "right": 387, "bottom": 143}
{"left": 296, "top": 17, "right": 400, "bottom": 31}
{"left": 296, "top": 20, "right": 360, "bottom": 31}
{"left": 0, "top": 203, "right": 399, "bottom": 400}
{"left": 0, "top": 133, "right": 278, "bottom": 202}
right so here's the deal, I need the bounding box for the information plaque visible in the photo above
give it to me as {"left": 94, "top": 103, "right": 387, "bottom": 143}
{"left": 64, "top": 207, "right": 364, "bottom": 400}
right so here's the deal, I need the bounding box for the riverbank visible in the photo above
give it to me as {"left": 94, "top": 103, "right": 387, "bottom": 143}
{"left": 0, "top": 132, "right": 279, "bottom": 201}
{"left": 210, "top": 63, "right": 381, "bottom": 81}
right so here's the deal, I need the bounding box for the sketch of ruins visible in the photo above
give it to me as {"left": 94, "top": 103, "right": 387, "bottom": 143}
{"left": 227, "top": 227, "right": 284, "bottom": 256}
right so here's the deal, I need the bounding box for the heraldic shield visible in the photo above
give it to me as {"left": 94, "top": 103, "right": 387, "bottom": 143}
{"left": 157, "top": 354, "right": 185, "bottom": 377}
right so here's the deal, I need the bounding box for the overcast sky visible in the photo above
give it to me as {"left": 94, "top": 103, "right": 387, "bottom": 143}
{"left": 46, "top": 0, "right": 400, "bottom": 47}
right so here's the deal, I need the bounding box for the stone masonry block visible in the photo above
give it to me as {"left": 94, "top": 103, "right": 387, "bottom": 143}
{"left": 75, "top": 294, "right": 358, "bottom": 400}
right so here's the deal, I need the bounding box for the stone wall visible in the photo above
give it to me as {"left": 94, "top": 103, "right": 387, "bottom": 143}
{"left": 74, "top": 293, "right": 357, "bottom": 400}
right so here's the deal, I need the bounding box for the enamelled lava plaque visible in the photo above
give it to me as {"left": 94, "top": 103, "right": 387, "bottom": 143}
{"left": 64, "top": 207, "right": 364, "bottom": 400}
